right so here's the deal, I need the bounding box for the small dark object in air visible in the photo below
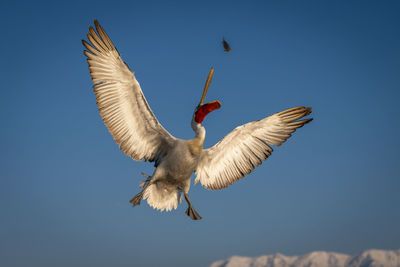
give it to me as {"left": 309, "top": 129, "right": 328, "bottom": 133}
{"left": 222, "top": 38, "right": 231, "bottom": 52}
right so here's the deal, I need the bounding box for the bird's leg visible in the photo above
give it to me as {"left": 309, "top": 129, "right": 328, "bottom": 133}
{"left": 130, "top": 173, "right": 153, "bottom": 207}
{"left": 138, "top": 173, "right": 151, "bottom": 188}
{"left": 141, "top": 172, "right": 151, "bottom": 178}
{"left": 184, "top": 192, "right": 202, "bottom": 220}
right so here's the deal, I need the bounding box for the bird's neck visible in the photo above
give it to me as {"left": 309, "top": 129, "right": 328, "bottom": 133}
{"left": 194, "top": 126, "right": 205, "bottom": 144}
{"left": 190, "top": 120, "right": 206, "bottom": 150}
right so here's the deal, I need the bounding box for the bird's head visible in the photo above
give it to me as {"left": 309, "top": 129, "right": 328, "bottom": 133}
{"left": 192, "top": 67, "right": 221, "bottom": 126}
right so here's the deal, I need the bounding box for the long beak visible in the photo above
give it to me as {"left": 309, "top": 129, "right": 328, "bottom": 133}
{"left": 199, "top": 67, "right": 214, "bottom": 106}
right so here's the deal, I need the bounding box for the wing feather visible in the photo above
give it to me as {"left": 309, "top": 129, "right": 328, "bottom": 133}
{"left": 83, "top": 20, "right": 176, "bottom": 165}
{"left": 195, "top": 107, "right": 312, "bottom": 190}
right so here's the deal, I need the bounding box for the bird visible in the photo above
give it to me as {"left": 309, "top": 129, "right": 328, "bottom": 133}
{"left": 222, "top": 37, "right": 231, "bottom": 52}
{"left": 82, "top": 20, "right": 312, "bottom": 220}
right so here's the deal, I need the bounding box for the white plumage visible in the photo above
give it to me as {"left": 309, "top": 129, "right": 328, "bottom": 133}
{"left": 195, "top": 107, "right": 312, "bottom": 190}
{"left": 83, "top": 21, "right": 176, "bottom": 165}
{"left": 83, "top": 20, "right": 312, "bottom": 220}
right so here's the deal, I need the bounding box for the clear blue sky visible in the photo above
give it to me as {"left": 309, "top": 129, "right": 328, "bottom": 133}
{"left": 1, "top": 0, "right": 399, "bottom": 266}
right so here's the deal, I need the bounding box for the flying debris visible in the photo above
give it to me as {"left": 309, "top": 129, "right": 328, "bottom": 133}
{"left": 82, "top": 20, "right": 312, "bottom": 220}
{"left": 222, "top": 37, "right": 231, "bottom": 52}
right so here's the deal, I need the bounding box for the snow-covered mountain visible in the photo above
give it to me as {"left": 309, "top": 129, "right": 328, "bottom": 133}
{"left": 210, "top": 249, "right": 400, "bottom": 267}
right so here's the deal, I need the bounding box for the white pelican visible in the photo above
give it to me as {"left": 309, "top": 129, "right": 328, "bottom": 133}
{"left": 82, "top": 20, "right": 312, "bottom": 220}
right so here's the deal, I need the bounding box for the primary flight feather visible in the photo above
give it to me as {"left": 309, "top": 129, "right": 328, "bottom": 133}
{"left": 82, "top": 20, "right": 312, "bottom": 220}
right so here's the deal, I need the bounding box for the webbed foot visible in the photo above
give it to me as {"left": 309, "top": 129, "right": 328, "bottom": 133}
{"left": 185, "top": 205, "right": 202, "bottom": 220}
{"left": 130, "top": 191, "right": 144, "bottom": 206}
{"left": 183, "top": 192, "right": 202, "bottom": 220}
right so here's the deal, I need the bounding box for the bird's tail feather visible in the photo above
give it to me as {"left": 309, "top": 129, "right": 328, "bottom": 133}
{"left": 143, "top": 181, "right": 182, "bottom": 212}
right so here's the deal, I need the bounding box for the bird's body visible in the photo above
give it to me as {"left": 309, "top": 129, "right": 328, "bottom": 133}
{"left": 131, "top": 119, "right": 207, "bottom": 218}
{"left": 156, "top": 136, "right": 203, "bottom": 191}
{"left": 83, "top": 20, "right": 312, "bottom": 220}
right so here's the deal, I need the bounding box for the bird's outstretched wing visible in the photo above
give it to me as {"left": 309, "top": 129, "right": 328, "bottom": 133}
{"left": 195, "top": 107, "right": 312, "bottom": 190}
{"left": 82, "top": 20, "right": 176, "bottom": 165}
